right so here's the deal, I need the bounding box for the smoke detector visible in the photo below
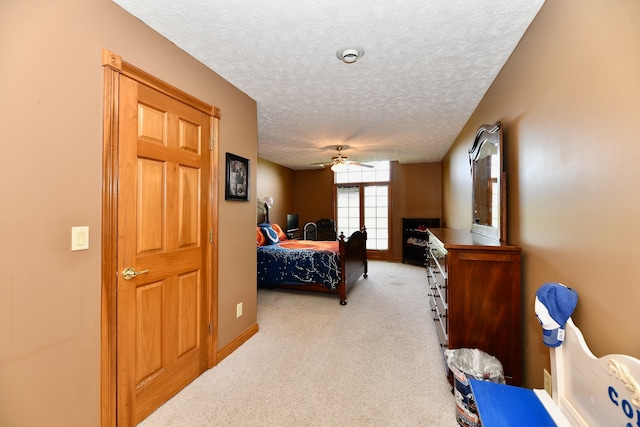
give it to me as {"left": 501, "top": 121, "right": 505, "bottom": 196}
{"left": 336, "top": 47, "right": 364, "bottom": 64}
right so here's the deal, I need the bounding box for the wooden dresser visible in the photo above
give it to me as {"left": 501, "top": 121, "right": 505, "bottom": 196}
{"left": 426, "top": 228, "right": 522, "bottom": 386}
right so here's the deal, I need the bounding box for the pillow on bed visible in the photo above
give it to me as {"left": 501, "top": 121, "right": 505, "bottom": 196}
{"left": 258, "top": 223, "right": 280, "bottom": 245}
{"left": 271, "top": 223, "right": 287, "bottom": 241}
{"left": 256, "top": 227, "right": 266, "bottom": 246}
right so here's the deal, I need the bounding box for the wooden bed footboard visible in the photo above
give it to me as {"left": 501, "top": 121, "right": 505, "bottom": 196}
{"left": 336, "top": 226, "right": 368, "bottom": 305}
{"left": 273, "top": 226, "right": 368, "bottom": 305}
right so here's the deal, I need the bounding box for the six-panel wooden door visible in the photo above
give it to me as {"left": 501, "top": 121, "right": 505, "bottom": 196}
{"left": 116, "top": 75, "right": 211, "bottom": 424}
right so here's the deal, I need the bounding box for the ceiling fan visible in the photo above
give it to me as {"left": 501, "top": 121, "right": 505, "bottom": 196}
{"left": 311, "top": 146, "right": 374, "bottom": 171}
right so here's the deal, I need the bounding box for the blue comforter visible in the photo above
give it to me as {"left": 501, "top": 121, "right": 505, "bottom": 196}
{"left": 257, "top": 243, "right": 341, "bottom": 290}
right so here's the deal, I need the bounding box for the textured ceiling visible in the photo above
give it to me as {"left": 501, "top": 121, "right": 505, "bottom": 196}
{"left": 113, "top": 0, "right": 544, "bottom": 170}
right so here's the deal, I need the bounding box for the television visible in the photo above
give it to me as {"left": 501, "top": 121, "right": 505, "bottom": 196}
{"left": 286, "top": 213, "right": 299, "bottom": 233}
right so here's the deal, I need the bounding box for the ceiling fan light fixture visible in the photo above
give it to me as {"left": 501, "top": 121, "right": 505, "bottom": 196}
{"left": 330, "top": 162, "right": 349, "bottom": 172}
{"left": 336, "top": 47, "right": 364, "bottom": 64}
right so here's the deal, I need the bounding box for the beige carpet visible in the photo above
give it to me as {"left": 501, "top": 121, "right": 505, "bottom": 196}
{"left": 139, "top": 260, "right": 458, "bottom": 426}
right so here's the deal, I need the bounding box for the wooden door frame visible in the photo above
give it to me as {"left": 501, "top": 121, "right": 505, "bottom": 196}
{"left": 100, "top": 49, "right": 219, "bottom": 427}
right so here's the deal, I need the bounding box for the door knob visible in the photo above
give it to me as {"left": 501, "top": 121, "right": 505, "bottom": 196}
{"left": 122, "top": 267, "right": 150, "bottom": 280}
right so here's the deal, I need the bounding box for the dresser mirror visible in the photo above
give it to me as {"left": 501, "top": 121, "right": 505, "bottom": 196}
{"left": 468, "top": 122, "right": 506, "bottom": 242}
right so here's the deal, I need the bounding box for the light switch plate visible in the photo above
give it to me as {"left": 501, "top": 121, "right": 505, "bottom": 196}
{"left": 544, "top": 369, "right": 552, "bottom": 396}
{"left": 236, "top": 302, "right": 243, "bottom": 318}
{"left": 72, "top": 226, "right": 89, "bottom": 251}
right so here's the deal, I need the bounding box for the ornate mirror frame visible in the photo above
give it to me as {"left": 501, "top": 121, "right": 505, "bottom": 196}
{"left": 468, "top": 121, "right": 506, "bottom": 242}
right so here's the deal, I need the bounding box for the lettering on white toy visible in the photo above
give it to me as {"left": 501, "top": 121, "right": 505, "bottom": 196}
{"left": 607, "top": 359, "right": 640, "bottom": 427}
{"left": 608, "top": 386, "right": 640, "bottom": 427}
{"left": 609, "top": 359, "right": 640, "bottom": 408}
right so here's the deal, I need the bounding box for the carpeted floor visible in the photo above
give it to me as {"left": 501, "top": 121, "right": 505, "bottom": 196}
{"left": 138, "top": 260, "right": 458, "bottom": 426}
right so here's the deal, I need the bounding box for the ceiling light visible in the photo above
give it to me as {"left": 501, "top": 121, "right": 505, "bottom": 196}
{"left": 331, "top": 162, "right": 349, "bottom": 172}
{"left": 336, "top": 47, "right": 364, "bottom": 64}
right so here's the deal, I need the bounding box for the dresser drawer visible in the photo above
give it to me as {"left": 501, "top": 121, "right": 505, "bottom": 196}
{"left": 432, "top": 298, "right": 448, "bottom": 345}
{"left": 428, "top": 265, "right": 448, "bottom": 350}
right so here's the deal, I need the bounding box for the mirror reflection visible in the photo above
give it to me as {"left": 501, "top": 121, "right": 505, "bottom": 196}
{"left": 472, "top": 140, "right": 499, "bottom": 226}
{"left": 469, "top": 122, "right": 504, "bottom": 241}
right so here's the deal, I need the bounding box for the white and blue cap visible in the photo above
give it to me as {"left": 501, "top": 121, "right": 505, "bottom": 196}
{"left": 535, "top": 283, "right": 578, "bottom": 347}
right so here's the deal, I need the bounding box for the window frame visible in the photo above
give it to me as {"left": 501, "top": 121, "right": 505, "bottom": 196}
{"left": 333, "top": 162, "right": 392, "bottom": 258}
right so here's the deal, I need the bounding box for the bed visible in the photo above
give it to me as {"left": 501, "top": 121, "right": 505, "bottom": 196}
{"left": 469, "top": 317, "right": 640, "bottom": 426}
{"left": 256, "top": 223, "right": 368, "bottom": 305}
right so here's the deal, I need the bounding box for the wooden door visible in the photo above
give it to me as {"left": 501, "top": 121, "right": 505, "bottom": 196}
{"left": 116, "top": 75, "right": 211, "bottom": 424}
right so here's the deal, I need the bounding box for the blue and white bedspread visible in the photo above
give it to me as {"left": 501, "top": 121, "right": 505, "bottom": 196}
{"left": 257, "top": 241, "right": 341, "bottom": 290}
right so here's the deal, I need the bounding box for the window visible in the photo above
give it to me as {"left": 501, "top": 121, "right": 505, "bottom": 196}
{"left": 335, "top": 161, "right": 390, "bottom": 184}
{"left": 335, "top": 162, "right": 390, "bottom": 251}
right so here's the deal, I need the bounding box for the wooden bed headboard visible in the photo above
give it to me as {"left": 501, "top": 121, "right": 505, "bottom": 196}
{"left": 551, "top": 318, "right": 640, "bottom": 426}
{"left": 256, "top": 201, "right": 266, "bottom": 225}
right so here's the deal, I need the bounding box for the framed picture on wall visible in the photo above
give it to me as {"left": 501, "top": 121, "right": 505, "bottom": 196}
{"left": 225, "top": 153, "right": 249, "bottom": 201}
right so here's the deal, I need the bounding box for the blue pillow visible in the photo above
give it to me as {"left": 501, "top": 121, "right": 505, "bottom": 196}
{"left": 259, "top": 224, "right": 280, "bottom": 245}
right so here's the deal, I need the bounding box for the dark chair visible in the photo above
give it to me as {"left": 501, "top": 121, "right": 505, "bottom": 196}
{"left": 303, "top": 222, "right": 317, "bottom": 240}
{"left": 316, "top": 218, "right": 337, "bottom": 241}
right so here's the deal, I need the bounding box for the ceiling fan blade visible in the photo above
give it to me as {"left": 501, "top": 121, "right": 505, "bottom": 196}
{"left": 310, "top": 147, "right": 371, "bottom": 169}
{"left": 349, "top": 161, "right": 374, "bottom": 168}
